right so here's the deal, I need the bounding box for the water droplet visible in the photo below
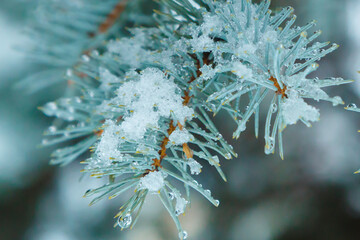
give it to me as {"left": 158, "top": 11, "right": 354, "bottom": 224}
{"left": 48, "top": 126, "right": 57, "bottom": 133}
{"left": 205, "top": 189, "right": 211, "bottom": 195}
{"left": 41, "top": 139, "right": 48, "bottom": 145}
{"left": 178, "top": 230, "right": 188, "bottom": 239}
{"left": 265, "top": 137, "right": 275, "bottom": 155}
{"left": 92, "top": 50, "right": 99, "bottom": 56}
{"left": 347, "top": 103, "right": 357, "bottom": 108}
{"left": 82, "top": 55, "right": 90, "bottom": 62}
{"left": 66, "top": 69, "right": 73, "bottom": 77}
{"left": 215, "top": 200, "right": 220, "bottom": 206}
{"left": 168, "top": 192, "right": 175, "bottom": 200}
{"left": 271, "top": 103, "right": 277, "bottom": 113}
{"left": 68, "top": 107, "right": 75, "bottom": 113}
{"left": 239, "top": 123, "right": 246, "bottom": 132}
{"left": 117, "top": 213, "right": 132, "bottom": 229}
{"left": 74, "top": 97, "right": 82, "bottom": 103}
{"left": 67, "top": 116, "right": 75, "bottom": 121}
{"left": 131, "top": 161, "right": 139, "bottom": 167}
{"left": 224, "top": 152, "right": 232, "bottom": 159}
{"left": 46, "top": 102, "right": 57, "bottom": 110}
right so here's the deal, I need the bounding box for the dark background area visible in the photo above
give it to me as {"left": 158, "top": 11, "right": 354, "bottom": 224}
{"left": 0, "top": 0, "right": 359, "bottom": 239}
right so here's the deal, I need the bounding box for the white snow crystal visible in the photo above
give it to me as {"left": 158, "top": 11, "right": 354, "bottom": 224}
{"left": 174, "top": 193, "right": 188, "bottom": 216}
{"left": 187, "top": 158, "right": 202, "bottom": 175}
{"left": 99, "top": 67, "right": 120, "bottom": 91}
{"left": 232, "top": 62, "right": 253, "bottom": 80}
{"left": 139, "top": 171, "right": 165, "bottom": 192}
{"left": 136, "top": 144, "right": 159, "bottom": 158}
{"left": 281, "top": 92, "right": 320, "bottom": 125}
{"left": 107, "top": 29, "right": 150, "bottom": 69}
{"left": 115, "top": 68, "right": 194, "bottom": 140}
{"left": 201, "top": 14, "right": 222, "bottom": 34}
{"left": 189, "top": 35, "right": 214, "bottom": 52}
{"left": 169, "top": 128, "right": 194, "bottom": 145}
{"left": 237, "top": 43, "right": 257, "bottom": 55}
{"left": 209, "top": 155, "right": 220, "bottom": 166}
{"left": 199, "top": 64, "right": 217, "bottom": 81}
{"left": 91, "top": 120, "right": 124, "bottom": 168}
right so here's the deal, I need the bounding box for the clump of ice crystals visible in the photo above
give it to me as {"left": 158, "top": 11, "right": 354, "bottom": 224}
{"left": 115, "top": 68, "right": 194, "bottom": 140}
{"left": 232, "top": 62, "right": 254, "bottom": 80}
{"left": 174, "top": 192, "right": 188, "bottom": 216}
{"left": 169, "top": 128, "right": 194, "bottom": 145}
{"left": 139, "top": 171, "right": 166, "bottom": 192}
{"left": 107, "top": 28, "right": 152, "bottom": 69}
{"left": 281, "top": 91, "right": 320, "bottom": 125}
{"left": 90, "top": 120, "right": 124, "bottom": 168}
{"left": 187, "top": 158, "right": 202, "bottom": 175}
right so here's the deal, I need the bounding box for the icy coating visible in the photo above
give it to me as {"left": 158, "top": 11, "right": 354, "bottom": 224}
{"left": 139, "top": 171, "right": 166, "bottom": 192}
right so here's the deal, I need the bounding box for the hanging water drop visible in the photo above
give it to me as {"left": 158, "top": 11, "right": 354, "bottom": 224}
{"left": 239, "top": 122, "right": 246, "bottom": 132}
{"left": 117, "top": 213, "right": 132, "bottom": 229}
{"left": 74, "top": 97, "right": 82, "bottom": 103}
{"left": 271, "top": 103, "right": 277, "bottom": 113}
{"left": 92, "top": 50, "right": 99, "bottom": 56}
{"left": 131, "top": 161, "right": 139, "bottom": 168}
{"left": 46, "top": 102, "right": 57, "bottom": 111}
{"left": 66, "top": 69, "right": 73, "bottom": 77}
{"left": 205, "top": 189, "right": 211, "bottom": 195}
{"left": 178, "top": 230, "right": 188, "bottom": 240}
{"left": 347, "top": 103, "right": 357, "bottom": 108}
{"left": 48, "top": 126, "right": 57, "bottom": 133}
{"left": 168, "top": 192, "right": 175, "bottom": 200}
{"left": 265, "top": 137, "right": 275, "bottom": 155}
{"left": 68, "top": 106, "right": 75, "bottom": 113}
{"left": 82, "top": 54, "right": 90, "bottom": 62}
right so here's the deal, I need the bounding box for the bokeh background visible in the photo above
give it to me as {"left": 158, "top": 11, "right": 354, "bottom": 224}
{"left": 0, "top": 0, "right": 360, "bottom": 239}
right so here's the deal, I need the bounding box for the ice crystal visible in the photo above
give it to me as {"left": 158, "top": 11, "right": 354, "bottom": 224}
{"left": 91, "top": 120, "right": 124, "bottom": 168}
{"left": 139, "top": 171, "right": 166, "bottom": 192}
{"left": 281, "top": 91, "right": 320, "bottom": 125}
{"left": 188, "top": 158, "right": 202, "bottom": 175}
{"left": 115, "top": 68, "right": 194, "bottom": 140}
{"left": 169, "top": 128, "right": 194, "bottom": 145}
{"left": 174, "top": 192, "right": 188, "bottom": 216}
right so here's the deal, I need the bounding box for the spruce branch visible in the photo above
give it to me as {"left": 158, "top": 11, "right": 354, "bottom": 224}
{"left": 31, "top": 0, "right": 355, "bottom": 239}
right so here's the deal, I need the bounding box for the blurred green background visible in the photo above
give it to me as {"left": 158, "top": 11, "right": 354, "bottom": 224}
{"left": 0, "top": 0, "right": 359, "bottom": 239}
